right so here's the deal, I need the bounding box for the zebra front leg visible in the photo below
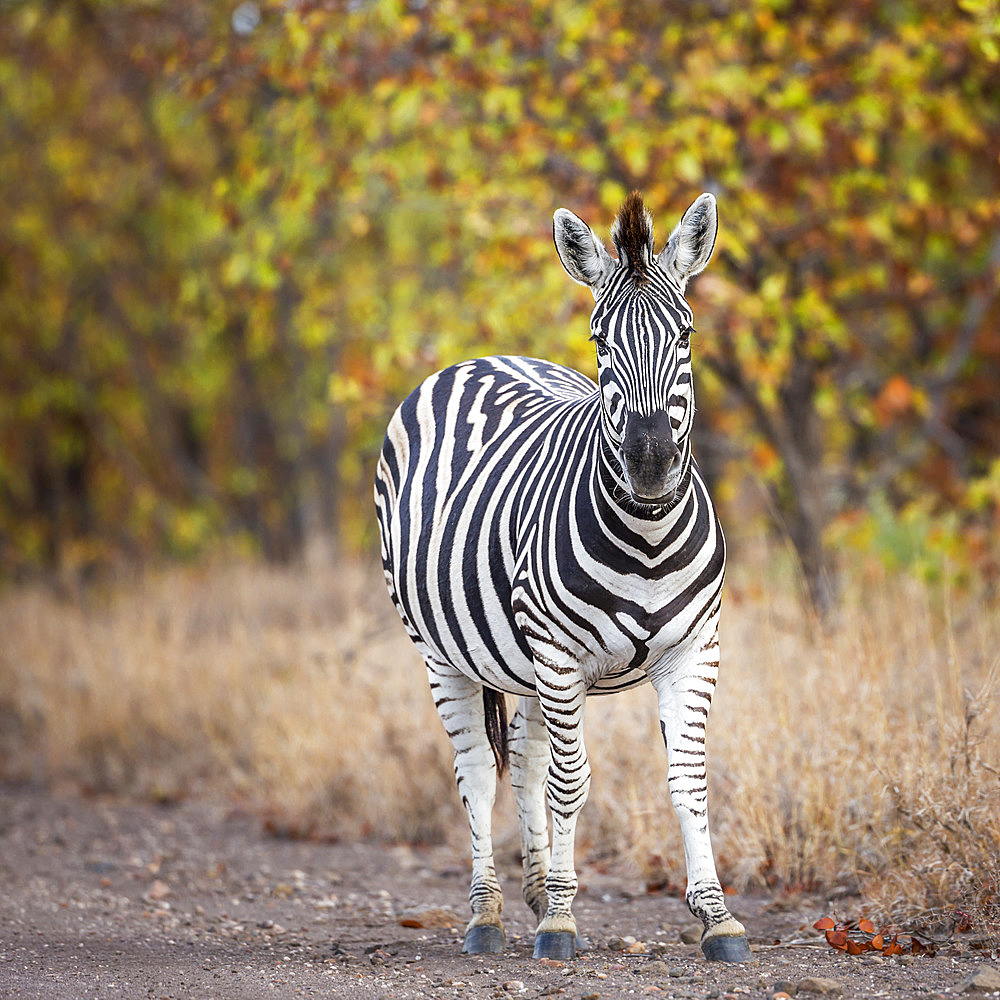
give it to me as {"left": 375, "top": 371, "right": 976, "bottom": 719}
{"left": 652, "top": 641, "right": 752, "bottom": 963}
{"left": 426, "top": 659, "right": 505, "bottom": 954}
{"left": 532, "top": 672, "right": 591, "bottom": 960}
{"left": 509, "top": 696, "right": 551, "bottom": 922}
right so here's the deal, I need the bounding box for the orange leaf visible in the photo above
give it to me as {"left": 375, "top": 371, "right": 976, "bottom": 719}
{"left": 826, "top": 929, "right": 848, "bottom": 950}
{"left": 884, "top": 937, "right": 903, "bottom": 956}
{"left": 751, "top": 441, "right": 781, "bottom": 476}
{"left": 875, "top": 374, "right": 914, "bottom": 420}
{"left": 859, "top": 919, "right": 875, "bottom": 934}
{"left": 814, "top": 917, "right": 835, "bottom": 931}
{"left": 846, "top": 940, "right": 870, "bottom": 955}
{"left": 871, "top": 934, "right": 884, "bottom": 950}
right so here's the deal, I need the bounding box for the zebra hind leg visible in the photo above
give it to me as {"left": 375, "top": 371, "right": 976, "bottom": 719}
{"left": 426, "top": 659, "right": 506, "bottom": 954}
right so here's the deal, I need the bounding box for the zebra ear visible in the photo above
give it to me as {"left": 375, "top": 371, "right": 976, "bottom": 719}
{"left": 553, "top": 208, "right": 615, "bottom": 291}
{"left": 660, "top": 193, "right": 718, "bottom": 289}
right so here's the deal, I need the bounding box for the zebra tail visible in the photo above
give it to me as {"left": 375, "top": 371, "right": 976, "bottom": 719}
{"left": 482, "top": 687, "right": 509, "bottom": 775}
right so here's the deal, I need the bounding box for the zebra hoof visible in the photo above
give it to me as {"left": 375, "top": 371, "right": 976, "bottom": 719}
{"left": 575, "top": 933, "right": 589, "bottom": 953}
{"left": 701, "top": 934, "right": 752, "bottom": 963}
{"left": 533, "top": 930, "right": 577, "bottom": 960}
{"left": 462, "top": 924, "right": 505, "bottom": 954}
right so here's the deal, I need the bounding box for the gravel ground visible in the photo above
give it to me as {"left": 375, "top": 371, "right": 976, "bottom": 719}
{"left": 0, "top": 784, "right": 995, "bottom": 999}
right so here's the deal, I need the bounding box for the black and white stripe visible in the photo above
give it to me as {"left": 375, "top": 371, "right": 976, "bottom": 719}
{"left": 374, "top": 192, "right": 750, "bottom": 962}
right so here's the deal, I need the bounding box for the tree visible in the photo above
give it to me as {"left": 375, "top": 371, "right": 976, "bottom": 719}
{"left": 2, "top": 0, "right": 998, "bottom": 602}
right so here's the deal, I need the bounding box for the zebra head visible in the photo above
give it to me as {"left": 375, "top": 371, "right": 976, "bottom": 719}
{"left": 553, "top": 191, "right": 717, "bottom": 506}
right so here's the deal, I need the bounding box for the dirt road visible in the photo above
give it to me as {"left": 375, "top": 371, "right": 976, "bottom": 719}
{"left": 0, "top": 785, "right": 991, "bottom": 999}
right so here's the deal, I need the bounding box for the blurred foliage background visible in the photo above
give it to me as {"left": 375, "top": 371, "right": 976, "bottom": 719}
{"left": 2, "top": 0, "right": 1000, "bottom": 608}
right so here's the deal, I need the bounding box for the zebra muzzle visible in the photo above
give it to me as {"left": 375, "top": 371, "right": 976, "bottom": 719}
{"left": 622, "top": 411, "right": 681, "bottom": 502}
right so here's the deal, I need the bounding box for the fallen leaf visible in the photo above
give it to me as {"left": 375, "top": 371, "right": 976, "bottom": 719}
{"left": 398, "top": 907, "right": 459, "bottom": 929}
{"left": 825, "top": 929, "right": 848, "bottom": 950}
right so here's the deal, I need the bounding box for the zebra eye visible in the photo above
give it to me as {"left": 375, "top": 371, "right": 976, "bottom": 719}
{"left": 678, "top": 327, "right": 694, "bottom": 349}
{"left": 591, "top": 334, "right": 610, "bottom": 357}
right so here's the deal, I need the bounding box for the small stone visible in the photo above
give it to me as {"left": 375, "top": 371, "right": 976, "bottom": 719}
{"left": 503, "top": 981, "right": 526, "bottom": 993}
{"left": 680, "top": 926, "right": 702, "bottom": 945}
{"left": 581, "top": 994, "right": 600, "bottom": 1000}
{"left": 772, "top": 982, "right": 796, "bottom": 995}
{"left": 538, "top": 957, "right": 564, "bottom": 968}
{"left": 773, "top": 993, "right": 792, "bottom": 1000}
{"left": 626, "top": 941, "right": 648, "bottom": 954}
{"left": 537, "top": 987, "right": 564, "bottom": 997}
{"left": 796, "top": 978, "right": 843, "bottom": 996}
{"left": 606, "top": 936, "right": 625, "bottom": 952}
{"left": 955, "top": 964, "right": 1000, "bottom": 994}
{"left": 669, "top": 966, "right": 687, "bottom": 977}
{"left": 644, "top": 960, "right": 670, "bottom": 976}
{"left": 146, "top": 879, "right": 171, "bottom": 901}
{"left": 398, "top": 906, "right": 460, "bottom": 929}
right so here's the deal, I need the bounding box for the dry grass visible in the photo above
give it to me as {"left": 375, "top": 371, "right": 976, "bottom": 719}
{"left": 583, "top": 546, "right": 999, "bottom": 936}
{"left": 1, "top": 545, "right": 997, "bottom": 932}
{"left": 0, "top": 557, "right": 457, "bottom": 842}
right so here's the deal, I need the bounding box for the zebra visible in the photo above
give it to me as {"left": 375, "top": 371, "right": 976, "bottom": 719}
{"left": 373, "top": 191, "right": 751, "bottom": 964}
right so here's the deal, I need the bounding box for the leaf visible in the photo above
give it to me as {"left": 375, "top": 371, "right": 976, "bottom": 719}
{"left": 884, "top": 936, "right": 904, "bottom": 956}
{"left": 846, "top": 939, "right": 870, "bottom": 955}
{"left": 871, "top": 934, "right": 885, "bottom": 950}
{"left": 813, "top": 917, "right": 835, "bottom": 930}
{"left": 825, "top": 929, "right": 849, "bottom": 950}
{"left": 859, "top": 918, "right": 875, "bottom": 934}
